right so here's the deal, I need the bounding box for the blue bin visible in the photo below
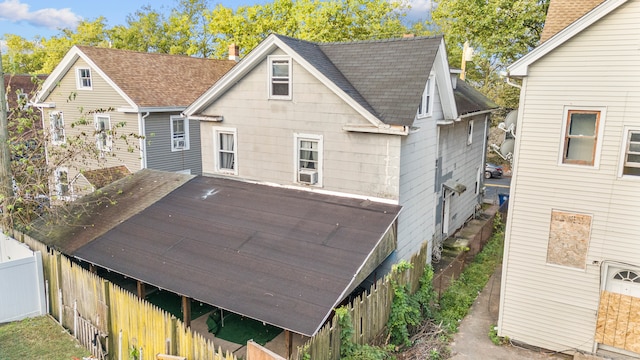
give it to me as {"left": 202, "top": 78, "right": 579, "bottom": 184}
{"left": 498, "top": 193, "right": 509, "bottom": 206}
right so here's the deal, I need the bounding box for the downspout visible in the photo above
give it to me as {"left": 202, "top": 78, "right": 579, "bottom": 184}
{"left": 140, "top": 112, "right": 150, "bottom": 169}
{"left": 501, "top": 71, "right": 522, "bottom": 89}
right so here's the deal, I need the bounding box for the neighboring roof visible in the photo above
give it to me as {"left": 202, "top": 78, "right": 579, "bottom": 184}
{"left": 509, "top": 0, "right": 628, "bottom": 77}
{"left": 3, "top": 74, "right": 47, "bottom": 110}
{"left": 186, "top": 34, "right": 449, "bottom": 128}
{"left": 37, "top": 46, "right": 236, "bottom": 109}
{"left": 81, "top": 165, "right": 131, "bottom": 190}
{"left": 31, "top": 171, "right": 401, "bottom": 336}
{"left": 453, "top": 80, "right": 499, "bottom": 116}
{"left": 540, "top": 0, "right": 605, "bottom": 43}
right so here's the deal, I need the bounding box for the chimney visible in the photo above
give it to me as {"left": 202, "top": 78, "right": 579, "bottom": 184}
{"left": 402, "top": 34, "right": 415, "bottom": 38}
{"left": 228, "top": 44, "right": 239, "bottom": 62}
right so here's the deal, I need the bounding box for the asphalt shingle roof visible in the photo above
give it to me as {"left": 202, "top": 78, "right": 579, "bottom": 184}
{"left": 76, "top": 46, "right": 236, "bottom": 108}
{"left": 276, "top": 34, "right": 443, "bottom": 126}
{"left": 540, "top": 0, "right": 605, "bottom": 43}
{"left": 453, "top": 80, "right": 499, "bottom": 116}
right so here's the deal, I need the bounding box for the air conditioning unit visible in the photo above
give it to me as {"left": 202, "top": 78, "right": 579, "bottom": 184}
{"left": 299, "top": 170, "right": 318, "bottom": 185}
{"left": 174, "top": 139, "right": 186, "bottom": 149}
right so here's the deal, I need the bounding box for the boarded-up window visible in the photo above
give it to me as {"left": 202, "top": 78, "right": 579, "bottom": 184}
{"left": 547, "top": 210, "right": 592, "bottom": 269}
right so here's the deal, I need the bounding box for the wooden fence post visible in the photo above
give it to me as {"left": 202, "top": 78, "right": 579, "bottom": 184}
{"left": 103, "top": 280, "right": 112, "bottom": 357}
{"left": 58, "top": 288, "right": 63, "bottom": 325}
{"left": 74, "top": 300, "right": 78, "bottom": 337}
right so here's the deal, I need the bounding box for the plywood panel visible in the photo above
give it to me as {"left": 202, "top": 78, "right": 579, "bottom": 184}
{"left": 546, "top": 211, "right": 591, "bottom": 269}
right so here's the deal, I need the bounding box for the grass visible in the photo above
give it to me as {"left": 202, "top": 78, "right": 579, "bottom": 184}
{"left": 215, "top": 313, "right": 282, "bottom": 345}
{"left": 0, "top": 315, "right": 90, "bottom": 360}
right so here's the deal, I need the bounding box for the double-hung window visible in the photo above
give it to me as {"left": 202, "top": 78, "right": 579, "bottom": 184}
{"left": 215, "top": 128, "right": 237, "bottom": 174}
{"left": 269, "top": 56, "right": 291, "bottom": 99}
{"left": 55, "top": 168, "right": 70, "bottom": 199}
{"left": 562, "top": 109, "right": 601, "bottom": 166}
{"left": 95, "top": 115, "right": 112, "bottom": 152}
{"left": 295, "top": 134, "right": 322, "bottom": 186}
{"left": 76, "top": 68, "right": 92, "bottom": 89}
{"left": 171, "top": 116, "right": 189, "bottom": 151}
{"left": 622, "top": 130, "right": 640, "bottom": 176}
{"left": 417, "top": 75, "right": 434, "bottom": 117}
{"left": 50, "top": 111, "right": 65, "bottom": 145}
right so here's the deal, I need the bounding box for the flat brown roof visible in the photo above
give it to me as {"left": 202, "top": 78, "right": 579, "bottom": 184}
{"left": 71, "top": 175, "right": 401, "bottom": 336}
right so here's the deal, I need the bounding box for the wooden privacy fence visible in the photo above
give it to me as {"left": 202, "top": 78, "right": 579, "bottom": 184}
{"left": 11, "top": 229, "right": 238, "bottom": 360}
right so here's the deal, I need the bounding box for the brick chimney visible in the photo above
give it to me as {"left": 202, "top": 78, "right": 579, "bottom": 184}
{"left": 228, "top": 44, "right": 239, "bottom": 62}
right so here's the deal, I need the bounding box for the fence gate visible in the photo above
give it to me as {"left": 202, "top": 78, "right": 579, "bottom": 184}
{"left": 74, "top": 305, "right": 108, "bottom": 360}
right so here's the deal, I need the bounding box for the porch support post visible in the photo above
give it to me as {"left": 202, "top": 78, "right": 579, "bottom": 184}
{"left": 182, "top": 296, "right": 191, "bottom": 328}
{"left": 136, "top": 281, "right": 145, "bottom": 299}
{"left": 285, "top": 330, "right": 292, "bottom": 358}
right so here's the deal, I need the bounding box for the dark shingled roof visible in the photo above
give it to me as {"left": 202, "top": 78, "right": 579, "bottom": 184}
{"left": 276, "top": 34, "right": 442, "bottom": 127}
{"left": 76, "top": 46, "right": 236, "bottom": 108}
{"left": 81, "top": 165, "right": 131, "bottom": 190}
{"left": 30, "top": 170, "right": 401, "bottom": 336}
{"left": 453, "top": 80, "right": 499, "bottom": 116}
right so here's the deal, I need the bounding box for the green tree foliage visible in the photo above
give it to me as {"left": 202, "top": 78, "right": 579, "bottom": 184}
{"left": 429, "top": 0, "right": 549, "bottom": 108}
{"left": 108, "top": 6, "right": 172, "bottom": 53}
{"left": 1, "top": 35, "right": 47, "bottom": 74}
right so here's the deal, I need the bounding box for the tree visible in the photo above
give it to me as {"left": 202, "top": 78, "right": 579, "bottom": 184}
{"left": 1, "top": 35, "right": 47, "bottom": 75}
{"left": 429, "top": 0, "right": 549, "bottom": 108}
{"left": 207, "top": 0, "right": 410, "bottom": 58}
{"left": 108, "top": 6, "right": 172, "bottom": 53}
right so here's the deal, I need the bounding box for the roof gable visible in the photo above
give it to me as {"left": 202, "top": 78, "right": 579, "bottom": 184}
{"left": 540, "top": 0, "right": 605, "bottom": 43}
{"left": 37, "top": 46, "right": 236, "bottom": 110}
{"left": 185, "top": 34, "right": 456, "bottom": 130}
{"left": 508, "top": 0, "right": 628, "bottom": 77}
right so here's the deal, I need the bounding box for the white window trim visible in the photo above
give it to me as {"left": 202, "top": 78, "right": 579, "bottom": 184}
{"left": 558, "top": 105, "right": 606, "bottom": 169}
{"left": 171, "top": 115, "right": 190, "bottom": 152}
{"left": 54, "top": 167, "right": 71, "bottom": 201}
{"left": 76, "top": 67, "right": 93, "bottom": 90}
{"left": 467, "top": 119, "right": 474, "bottom": 145}
{"left": 50, "top": 111, "right": 65, "bottom": 145}
{"left": 214, "top": 127, "right": 238, "bottom": 175}
{"left": 618, "top": 126, "right": 640, "bottom": 179}
{"left": 294, "top": 133, "right": 323, "bottom": 187}
{"left": 417, "top": 74, "right": 435, "bottom": 118}
{"left": 268, "top": 55, "right": 292, "bottom": 100}
{"left": 95, "top": 114, "right": 113, "bottom": 152}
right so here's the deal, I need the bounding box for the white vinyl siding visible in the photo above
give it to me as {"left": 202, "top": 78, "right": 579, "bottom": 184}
{"left": 499, "top": 1, "right": 640, "bottom": 354}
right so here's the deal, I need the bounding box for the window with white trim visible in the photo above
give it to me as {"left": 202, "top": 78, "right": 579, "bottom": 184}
{"left": 295, "top": 134, "right": 322, "bottom": 186}
{"left": 214, "top": 128, "right": 237, "bottom": 174}
{"left": 622, "top": 130, "right": 640, "bottom": 176}
{"left": 55, "top": 168, "right": 70, "bottom": 199}
{"left": 171, "top": 116, "right": 189, "bottom": 151}
{"left": 562, "top": 109, "right": 600, "bottom": 166}
{"left": 95, "top": 115, "right": 112, "bottom": 152}
{"left": 417, "top": 75, "right": 434, "bottom": 117}
{"left": 17, "top": 92, "right": 28, "bottom": 110}
{"left": 269, "top": 56, "right": 291, "bottom": 99}
{"left": 50, "top": 111, "right": 65, "bottom": 145}
{"left": 467, "top": 120, "right": 474, "bottom": 145}
{"left": 76, "top": 68, "right": 92, "bottom": 89}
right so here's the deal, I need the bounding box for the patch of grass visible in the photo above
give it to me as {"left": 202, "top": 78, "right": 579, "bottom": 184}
{"left": 0, "top": 315, "right": 90, "bottom": 360}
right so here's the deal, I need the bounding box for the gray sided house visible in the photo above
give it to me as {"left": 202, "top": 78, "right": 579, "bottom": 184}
{"left": 184, "top": 34, "right": 497, "bottom": 267}
{"left": 34, "top": 46, "right": 236, "bottom": 198}
{"left": 500, "top": 0, "right": 640, "bottom": 357}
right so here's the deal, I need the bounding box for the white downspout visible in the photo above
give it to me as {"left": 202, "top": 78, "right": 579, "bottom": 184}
{"left": 140, "top": 112, "right": 150, "bottom": 169}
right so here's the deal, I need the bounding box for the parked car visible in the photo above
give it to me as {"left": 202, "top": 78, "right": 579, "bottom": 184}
{"left": 485, "top": 163, "right": 503, "bottom": 179}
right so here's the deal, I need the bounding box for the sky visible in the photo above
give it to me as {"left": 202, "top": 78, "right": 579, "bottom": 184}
{"left": 0, "top": 0, "right": 435, "bottom": 42}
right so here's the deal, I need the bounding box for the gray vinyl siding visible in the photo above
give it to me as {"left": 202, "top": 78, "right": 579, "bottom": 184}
{"left": 436, "top": 116, "right": 485, "bottom": 235}
{"left": 200, "top": 52, "right": 402, "bottom": 200}
{"left": 41, "top": 57, "right": 141, "bottom": 193}
{"left": 145, "top": 113, "right": 202, "bottom": 175}
{"left": 499, "top": 1, "right": 640, "bottom": 353}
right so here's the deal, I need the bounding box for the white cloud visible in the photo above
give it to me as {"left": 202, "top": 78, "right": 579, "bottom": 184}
{"left": 406, "top": 0, "right": 436, "bottom": 21}
{"left": 0, "top": 0, "right": 81, "bottom": 30}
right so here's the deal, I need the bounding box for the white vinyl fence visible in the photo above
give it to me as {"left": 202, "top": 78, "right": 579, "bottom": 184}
{"left": 0, "top": 233, "right": 47, "bottom": 323}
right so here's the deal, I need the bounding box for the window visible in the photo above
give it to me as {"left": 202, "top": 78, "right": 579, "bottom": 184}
{"left": 95, "top": 115, "right": 112, "bottom": 152}
{"left": 76, "top": 68, "right": 92, "bottom": 89}
{"left": 55, "top": 168, "right": 70, "bottom": 199}
{"left": 269, "top": 56, "right": 291, "bottom": 99}
{"left": 614, "top": 270, "right": 640, "bottom": 283}
{"left": 295, "top": 134, "right": 322, "bottom": 186}
{"left": 17, "top": 92, "right": 28, "bottom": 110}
{"left": 417, "top": 75, "right": 434, "bottom": 117}
{"left": 50, "top": 111, "right": 65, "bottom": 145}
{"left": 467, "top": 120, "right": 474, "bottom": 145}
{"left": 622, "top": 130, "right": 640, "bottom": 176}
{"left": 214, "top": 128, "right": 237, "bottom": 174}
{"left": 562, "top": 110, "right": 600, "bottom": 165}
{"left": 171, "top": 116, "right": 189, "bottom": 151}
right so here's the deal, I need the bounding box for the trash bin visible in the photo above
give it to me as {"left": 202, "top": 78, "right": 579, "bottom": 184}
{"left": 498, "top": 193, "right": 509, "bottom": 206}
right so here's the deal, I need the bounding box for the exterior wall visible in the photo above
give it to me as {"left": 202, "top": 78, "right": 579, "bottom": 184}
{"left": 41, "top": 57, "right": 141, "bottom": 195}
{"left": 435, "top": 115, "right": 485, "bottom": 236}
{"left": 145, "top": 112, "right": 202, "bottom": 175}
{"left": 200, "top": 51, "right": 402, "bottom": 200}
{"left": 499, "top": 1, "right": 640, "bottom": 354}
